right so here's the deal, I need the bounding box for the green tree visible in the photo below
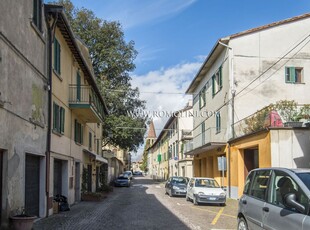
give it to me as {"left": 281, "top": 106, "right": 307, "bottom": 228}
{"left": 52, "top": 0, "right": 147, "bottom": 152}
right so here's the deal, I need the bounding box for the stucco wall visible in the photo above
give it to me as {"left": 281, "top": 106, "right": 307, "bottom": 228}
{"left": 270, "top": 129, "right": 310, "bottom": 168}
{"left": 0, "top": 0, "right": 48, "bottom": 224}
{"left": 232, "top": 17, "right": 310, "bottom": 122}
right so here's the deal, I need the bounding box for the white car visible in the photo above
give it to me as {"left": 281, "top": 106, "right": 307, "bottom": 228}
{"left": 124, "top": 171, "right": 133, "bottom": 180}
{"left": 186, "top": 177, "right": 226, "bottom": 206}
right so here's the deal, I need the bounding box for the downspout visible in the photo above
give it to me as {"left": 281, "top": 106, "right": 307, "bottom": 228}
{"left": 45, "top": 9, "right": 58, "bottom": 217}
{"left": 227, "top": 143, "right": 231, "bottom": 198}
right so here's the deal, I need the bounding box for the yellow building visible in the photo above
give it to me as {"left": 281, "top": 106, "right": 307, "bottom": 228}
{"left": 46, "top": 5, "right": 108, "bottom": 214}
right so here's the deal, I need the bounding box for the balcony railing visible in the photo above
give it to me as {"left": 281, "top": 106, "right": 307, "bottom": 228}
{"left": 69, "top": 85, "right": 105, "bottom": 123}
{"left": 183, "top": 140, "right": 193, "bottom": 153}
{"left": 181, "top": 130, "right": 193, "bottom": 140}
{"left": 193, "top": 127, "right": 227, "bottom": 149}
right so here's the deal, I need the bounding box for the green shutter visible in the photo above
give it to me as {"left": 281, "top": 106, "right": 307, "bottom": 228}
{"left": 58, "top": 44, "right": 61, "bottom": 75}
{"left": 212, "top": 75, "right": 215, "bottom": 96}
{"left": 289, "top": 67, "right": 296, "bottom": 83}
{"left": 157, "top": 154, "right": 161, "bottom": 162}
{"left": 54, "top": 39, "right": 57, "bottom": 72}
{"left": 81, "top": 125, "right": 83, "bottom": 144}
{"left": 53, "top": 102, "right": 56, "bottom": 130}
{"left": 60, "top": 107, "right": 65, "bottom": 134}
{"left": 53, "top": 39, "right": 61, "bottom": 75}
{"left": 219, "top": 66, "right": 222, "bottom": 88}
{"left": 74, "top": 119, "right": 77, "bottom": 142}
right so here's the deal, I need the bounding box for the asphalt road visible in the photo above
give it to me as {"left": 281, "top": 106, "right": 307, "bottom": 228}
{"left": 34, "top": 176, "right": 238, "bottom": 230}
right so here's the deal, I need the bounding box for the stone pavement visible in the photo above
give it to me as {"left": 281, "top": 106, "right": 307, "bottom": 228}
{"left": 34, "top": 176, "right": 238, "bottom": 230}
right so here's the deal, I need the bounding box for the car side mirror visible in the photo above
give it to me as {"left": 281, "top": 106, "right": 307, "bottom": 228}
{"left": 284, "top": 193, "right": 306, "bottom": 213}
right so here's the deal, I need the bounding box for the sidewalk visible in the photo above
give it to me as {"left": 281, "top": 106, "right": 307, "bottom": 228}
{"left": 33, "top": 195, "right": 114, "bottom": 230}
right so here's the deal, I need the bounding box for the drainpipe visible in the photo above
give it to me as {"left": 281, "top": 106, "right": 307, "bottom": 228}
{"left": 218, "top": 41, "right": 235, "bottom": 139}
{"left": 227, "top": 143, "right": 231, "bottom": 198}
{"left": 218, "top": 41, "right": 235, "bottom": 198}
{"left": 45, "top": 9, "right": 58, "bottom": 217}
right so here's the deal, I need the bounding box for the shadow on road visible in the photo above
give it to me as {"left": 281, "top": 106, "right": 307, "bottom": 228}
{"left": 34, "top": 176, "right": 191, "bottom": 230}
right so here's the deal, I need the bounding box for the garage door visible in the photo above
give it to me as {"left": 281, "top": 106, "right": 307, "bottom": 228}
{"left": 25, "top": 154, "right": 40, "bottom": 216}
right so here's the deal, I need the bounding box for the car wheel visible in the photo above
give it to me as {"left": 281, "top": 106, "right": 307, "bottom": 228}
{"left": 193, "top": 194, "right": 199, "bottom": 205}
{"left": 238, "top": 217, "right": 248, "bottom": 230}
{"left": 219, "top": 203, "right": 226, "bottom": 206}
{"left": 186, "top": 194, "right": 190, "bottom": 201}
{"left": 169, "top": 189, "right": 173, "bottom": 197}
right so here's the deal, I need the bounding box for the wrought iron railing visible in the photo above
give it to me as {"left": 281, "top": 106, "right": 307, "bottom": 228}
{"left": 69, "top": 85, "right": 105, "bottom": 121}
{"left": 192, "top": 127, "right": 227, "bottom": 149}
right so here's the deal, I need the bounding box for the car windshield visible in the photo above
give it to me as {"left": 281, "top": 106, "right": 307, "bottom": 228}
{"left": 195, "top": 179, "right": 220, "bottom": 188}
{"left": 117, "top": 176, "right": 128, "bottom": 180}
{"left": 296, "top": 172, "right": 310, "bottom": 190}
{"left": 172, "top": 178, "right": 187, "bottom": 184}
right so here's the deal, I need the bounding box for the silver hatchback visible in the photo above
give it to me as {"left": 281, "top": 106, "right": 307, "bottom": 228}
{"left": 238, "top": 168, "right": 310, "bottom": 230}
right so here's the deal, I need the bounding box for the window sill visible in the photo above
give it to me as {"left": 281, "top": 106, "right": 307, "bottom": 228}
{"left": 285, "top": 82, "right": 305, "bottom": 84}
{"left": 30, "top": 21, "right": 45, "bottom": 43}
{"left": 53, "top": 69, "right": 63, "bottom": 81}
{"left": 52, "top": 130, "right": 63, "bottom": 137}
{"left": 75, "top": 142, "right": 82, "bottom": 146}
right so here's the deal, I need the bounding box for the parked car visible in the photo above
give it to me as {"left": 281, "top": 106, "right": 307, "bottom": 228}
{"left": 186, "top": 177, "right": 226, "bottom": 206}
{"left": 165, "top": 176, "right": 188, "bottom": 197}
{"left": 133, "top": 171, "right": 143, "bottom": 176}
{"left": 238, "top": 167, "right": 310, "bottom": 230}
{"left": 124, "top": 171, "right": 133, "bottom": 180}
{"left": 114, "top": 175, "right": 131, "bottom": 187}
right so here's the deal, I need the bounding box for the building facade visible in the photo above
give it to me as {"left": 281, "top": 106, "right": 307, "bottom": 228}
{"left": 185, "top": 13, "right": 310, "bottom": 198}
{"left": 45, "top": 5, "right": 108, "bottom": 214}
{"left": 0, "top": 0, "right": 48, "bottom": 227}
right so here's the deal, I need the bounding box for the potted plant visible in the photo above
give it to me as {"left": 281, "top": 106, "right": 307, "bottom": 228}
{"left": 10, "top": 208, "right": 36, "bottom": 230}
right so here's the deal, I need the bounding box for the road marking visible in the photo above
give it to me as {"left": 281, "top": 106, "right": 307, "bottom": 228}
{"left": 191, "top": 206, "right": 235, "bottom": 218}
{"left": 211, "top": 208, "right": 224, "bottom": 225}
{"left": 155, "top": 185, "right": 161, "bottom": 188}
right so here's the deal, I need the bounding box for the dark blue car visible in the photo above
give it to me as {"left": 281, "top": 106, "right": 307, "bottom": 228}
{"left": 114, "top": 175, "right": 131, "bottom": 187}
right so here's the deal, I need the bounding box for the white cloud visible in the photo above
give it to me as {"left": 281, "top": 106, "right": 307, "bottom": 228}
{"left": 132, "top": 61, "right": 201, "bottom": 134}
{"left": 130, "top": 61, "right": 202, "bottom": 161}
{"left": 97, "top": 0, "right": 197, "bottom": 29}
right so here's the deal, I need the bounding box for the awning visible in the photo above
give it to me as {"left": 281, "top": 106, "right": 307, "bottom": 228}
{"left": 96, "top": 155, "right": 108, "bottom": 164}
{"left": 83, "top": 149, "right": 108, "bottom": 164}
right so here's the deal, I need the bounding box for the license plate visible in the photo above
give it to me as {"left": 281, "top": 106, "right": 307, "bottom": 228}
{"left": 208, "top": 197, "right": 217, "bottom": 200}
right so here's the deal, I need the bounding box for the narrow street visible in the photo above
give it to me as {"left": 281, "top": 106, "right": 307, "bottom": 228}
{"left": 34, "top": 176, "right": 238, "bottom": 230}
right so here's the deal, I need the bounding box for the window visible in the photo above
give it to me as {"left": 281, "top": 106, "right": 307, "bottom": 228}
{"left": 54, "top": 38, "right": 61, "bottom": 75}
{"left": 244, "top": 172, "right": 254, "bottom": 195}
{"left": 212, "top": 67, "right": 222, "bottom": 96}
{"left": 33, "top": 0, "right": 42, "bottom": 30}
{"left": 268, "top": 171, "right": 308, "bottom": 211}
{"left": 53, "top": 102, "right": 65, "bottom": 134}
{"left": 199, "top": 86, "right": 206, "bottom": 108}
{"left": 285, "top": 67, "right": 303, "bottom": 83}
{"left": 250, "top": 170, "right": 271, "bottom": 200}
{"left": 74, "top": 119, "right": 83, "bottom": 144}
{"left": 89, "top": 132, "right": 92, "bottom": 150}
{"left": 216, "top": 112, "right": 221, "bottom": 133}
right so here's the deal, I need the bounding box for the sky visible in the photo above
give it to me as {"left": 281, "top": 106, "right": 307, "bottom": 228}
{"left": 69, "top": 0, "right": 310, "bottom": 159}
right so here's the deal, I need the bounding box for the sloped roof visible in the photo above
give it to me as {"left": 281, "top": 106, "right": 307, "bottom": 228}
{"left": 186, "top": 12, "right": 310, "bottom": 94}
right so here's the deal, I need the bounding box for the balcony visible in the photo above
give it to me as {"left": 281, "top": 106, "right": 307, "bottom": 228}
{"left": 193, "top": 127, "right": 227, "bottom": 149}
{"left": 181, "top": 130, "right": 193, "bottom": 140}
{"left": 69, "top": 85, "right": 105, "bottom": 123}
{"left": 183, "top": 140, "right": 193, "bottom": 153}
